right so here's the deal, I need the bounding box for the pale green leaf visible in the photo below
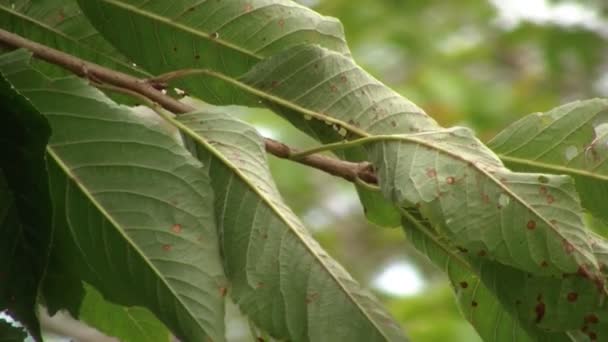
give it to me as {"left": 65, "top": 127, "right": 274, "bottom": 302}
{"left": 400, "top": 210, "right": 570, "bottom": 342}
{"left": 489, "top": 99, "right": 608, "bottom": 223}
{"left": 77, "top": 0, "right": 349, "bottom": 104}
{"left": 0, "top": 49, "right": 226, "bottom": 342}
{"left": 171, "top": 109, "right": 407, "bottom": 341}
{"left": 236, "top": 45, "right": 600, "bottom": 278}
{"left": 79, "top": 284, "right": 172, "bottom": 342}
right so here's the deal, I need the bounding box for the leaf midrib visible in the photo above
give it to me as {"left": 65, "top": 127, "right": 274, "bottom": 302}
{"left": 46, "top": 146, "right": 211, "bottom": 339}
{"left": 166, "top": 112, "right": 396, "bottom": 339}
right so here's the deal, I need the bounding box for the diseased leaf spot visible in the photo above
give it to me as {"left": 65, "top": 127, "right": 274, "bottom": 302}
{"left": 459, "top": 281, "right": 468, "bottom": 289}
{"left": 219, "top": 287, "right": 228, "bottom": 297}
{"left": 539, "top": 186, "right": 547, "bottom": 195}
{"left": 527, "top": 220, "right": 536, "bottom": 230}
{"left": 330, "top": 84, "right": 338, "bottom": 92}
{"left": 577, "top": 265, "right": 591, "bottom": 279}
{"left": 195, "top": 54, "right": 200, "bottom": 60}
{"left": 426, "top": 168, "right": 437, "bottom": 178}
{"left": 546, "top": 195, "right": 555, "bottom": 204}
{"left": 535, "top": 301, "right": 546, "bottom": 323}
{"left": 340, "top": 75, "right": 348, "bottom": 83}
{"left": 306, "top": 292, "right": 320, "bottom": 304}
{"left": 171, "top": 224, "right": 182, "bottom": 234}
{"left": 162, "top": 244, "right": 172, "bottom": 252}
{"left": 278, "top": 18, "right": 285, "bottom": 28}
{"left": 457, "top": 246, "right": 469, "bottom": 253}
{"left": 541, "top": 260, "right": 548, "bottom": 267}
{"left": 589, "top": 332, "right": 597, "bottom": 340}
{"left": 390, "top": 121, "right": 397, "bottom": 127}
{"left": 446, "top": 176, "right": 455, "bottom": 185}
{"left": 567, "top": 292, "right": 578, "bottom": 302}
{"left": 256, "top": 282, "right": 264, "bottom": 289}
{"left": 477, "top": 250, "right": 487, "bottom": 257}
{"left": 471, "top": 301, "right": 478, "bottom": 307}
{"left": 538, "top": 175, "right": 549, "bottom": 184}
{"left": 585, "top": 314, "right": 599, "bottom": 324}
{"left": 243, "top": 3, "right": 253, "bottom": 12}
{"left": 563, "top": 240, "right": 575, "bottom": 254}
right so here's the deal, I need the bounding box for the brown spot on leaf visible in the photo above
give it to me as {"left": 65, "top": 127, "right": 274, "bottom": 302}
{"left": 527, "top": 220, "right": 536, "bottom": 230}
{"left": 426, "top": 168, "right": 437, "bottom": 178}
{"left": 471, "top": 301, "right": 478, "bottom": 307}
{"left": 306, "top": 292, "right": 320, "bottom": 304}
{"left": 256, "top": 282, "right": 265, "bottom": 289}
{"left": 567, "top": 292, "right": 578, "bottom": 302}
{"left": 457, "top": 246, "right": 469, "bottom": 253}
{"left": 244, "top": 3, "right": 253, "bottom": 12}
{"left": 541, "top": 260, "right": 549, "bottom": 267}
{"left": 538, "top": 175, "right": 549, "bottom": 184}
{"left": 278, "top": 18, "right": 285, "bottom": 28}
{"left": 195, "top": 54, "right": 200, "bottom": 60}
{"left": 162, "top": 244, "right": 172, "bottom": 252}
{"left": 578, "top": 265, "right": 591, "bottom": 279}
{"left": 330, "top": 84, "right": 337, "bottom": 92}
{"left": 390, "top": 121, "right": 397, "bottom": 127}
{"left": 340, "top": 75, "right": 348, "bottom": 83}
{"left": 539, "top": 186, "right": 547, "bottom": 195}
{"left": 589, "top": 332, "right": 597, "bottom": 340}
{"left": 171, "top": 224, "right": 182, "bottom": 234}
{"left": 563, "top": 240, "right": 575, "bottom": 254}
{"left": 459, "top": 281, "right": 469, "bottom": 289}
{"left": 446, "top": 176, "right": 456, "bottom": 185}
{"left": 546, "top": 195, "right": 555, "bottom": 204}
{"left": 585, "top": 314, "right": 599, "bottom": 324}
{"left": 219, "top": 287, "right": 228, "bottom": 297}
{"left": 535, "top": 301, "right": 546, "bottom": 323}
{"left": 478, "top": 250, "right": 487, "bottom": 257}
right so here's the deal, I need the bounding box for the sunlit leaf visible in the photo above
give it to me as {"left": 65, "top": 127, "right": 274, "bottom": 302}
{"left": 171, "top": 108, "right": 407, "bottom": 341}
{"left": 489, "top": 99, "right": 608, "bottom": 223}
{"left": 0, "top": 49, "right": 226, "bottom": 342}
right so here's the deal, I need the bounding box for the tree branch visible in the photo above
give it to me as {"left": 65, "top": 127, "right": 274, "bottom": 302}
{"left": 0, "top": 28, "right": 378, "bottom": 185}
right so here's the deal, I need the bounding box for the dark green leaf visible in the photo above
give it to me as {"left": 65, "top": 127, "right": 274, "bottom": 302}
{"left": 0, "top": 49, "right": 227, "bottom": 342}
{"left": 0, "top": 70, "right": 52, "bottom": 340}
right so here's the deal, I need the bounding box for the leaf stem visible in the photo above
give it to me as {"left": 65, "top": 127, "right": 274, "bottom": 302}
{"left": 0, "top": 28, "right": 378, "bottom": 186}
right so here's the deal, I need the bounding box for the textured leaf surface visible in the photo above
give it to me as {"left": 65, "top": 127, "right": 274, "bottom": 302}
{"left": 79, "top": 284, "right": 171, "bottom": 342}
{"left": 0, "top": 50, "right": 226, "bottom": 342}
{"left": 78, "top": 0, "right": 349, "bottom": 104}
{"left": 0, "top": 0, "right": 146, "bottom": 78}
{"left": 173, "top": 109, "right": 407, "bottom": 341}
{"left": 0, "top": 71, "right": 52, "bottom": 340}
{"left": 489, "top": 99, "right": 608, "bottom": 223}
{"left": 78, "top": 0, "right": 394, "bottom": 228}
{"left": 400, "top": 210, "right": 569, "bottom": 342}
{"left": 237, "top": 45, "right": 601, "bottom": 278}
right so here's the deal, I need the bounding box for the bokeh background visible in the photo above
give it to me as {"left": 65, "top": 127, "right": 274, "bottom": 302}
{"left": 238, "top": 0, "right": 608, "bottom": 341}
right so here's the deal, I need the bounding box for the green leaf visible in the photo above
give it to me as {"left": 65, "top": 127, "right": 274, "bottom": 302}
{"left": 77, "top": 0, "right": 349, "bottom": 104}
{"left": 0, "top": 0, "right": 147, "bottom": 78}
{"left": 0, "top": 320, "right": 27, "bottom": 342}
{"left": 0, "top": 70, "right": 52, "bottom": 340}
{"left": 400, "top": 210, "right": 568, "bottom": 342}
{"left": 236, "top": 44, "right": 601, "bottom": 278}
{"left": 0, "top": 49, "right": 227, "bottom": 342}
{"left": 170, "top": 108, "right": 407, "bottom": 341}
{"left": 488, "top": 99, "right": 608, "bottom": 223}
{"left": 79, "top": 283, "right": 171, "bottom": 342}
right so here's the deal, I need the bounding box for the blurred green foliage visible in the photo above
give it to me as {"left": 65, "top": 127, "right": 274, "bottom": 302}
{"left": 238, "top": 0, "right": 608, "bottom": 340}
